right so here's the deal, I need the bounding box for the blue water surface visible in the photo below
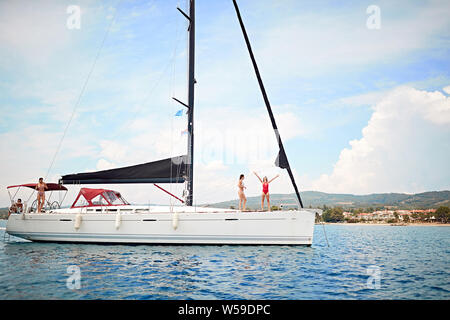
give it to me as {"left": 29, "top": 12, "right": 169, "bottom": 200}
{"left": 0, "top": 220, "right": 449, "bottom": 300}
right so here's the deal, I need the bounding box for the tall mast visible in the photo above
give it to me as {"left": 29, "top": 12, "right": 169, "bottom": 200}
{"left": 175, "top": 0, "right": 195, "bottom": 206}
{"left": 186, "top": 0, "right": 195, "bottom": 206}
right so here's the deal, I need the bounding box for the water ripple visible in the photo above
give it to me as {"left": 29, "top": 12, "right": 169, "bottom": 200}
{"left": 0, "top": 221, "right": 449, "bottom": 299}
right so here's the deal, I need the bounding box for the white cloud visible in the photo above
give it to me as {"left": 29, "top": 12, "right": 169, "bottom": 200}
{"left": 0, "top": 1, "right": 70, "bottom": 66}
{"left": 0, "top": 125, "right": 97, "bottom": 206}
{"left": 2, "top": 1, "right": 449, "bottom": 208}
{"left": 338, "top": 91, "right": 388, "bottom": 107}
{"left": 87, "top": 105, "right": 309, "bottom": 205}
{"left": 443, "top": 86, "right": 450, "bottom": 95}
{"left": 96, "top": 158, "right": 116, "bottom": 170}
{"left": 256, "top": 1, "right": 450, "bottom": 79}
{"left": 98, "top": 140, "right": 128, "bottom": 163}
{"left": 311, "top": 86, "right": 450, "bottom": 194}
{"left": 95, "top": 104, "right": 308, "bottom": 168}
{"left": 194, "top": 107, "right": 308, "bottom": 167}
{"left": 0, "top": 0, "right": 121, "bottom": 68}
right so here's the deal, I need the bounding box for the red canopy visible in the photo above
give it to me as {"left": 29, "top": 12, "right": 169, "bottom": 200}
{"left": 78, "top": 188, "right": 121, "bottom": 201}
{"left": 71, "top": 188, "right": 127, "bottom": 208}
{"left": 7, "top": 183, "right": 67, "bottom": 191}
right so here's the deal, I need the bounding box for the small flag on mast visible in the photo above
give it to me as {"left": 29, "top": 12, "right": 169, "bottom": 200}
{"left": 175, "top": 109, "right": 183, "bottom": 116}
{"left": 181, "top": 128, "right": 188, "bottom": 135}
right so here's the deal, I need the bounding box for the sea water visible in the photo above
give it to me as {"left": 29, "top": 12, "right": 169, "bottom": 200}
{"left": 0, "top": 220, "right": 448, "bottom": 299}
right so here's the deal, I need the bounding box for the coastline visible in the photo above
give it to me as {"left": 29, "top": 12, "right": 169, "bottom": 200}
{"left": 2, "top": 218, "right": 448, "bottom": 226}
{"left": 320, "top": 222, "right": 450, "bottom": 227}
{"left": 2, "top": 218, "right": 448, "bottom": 227}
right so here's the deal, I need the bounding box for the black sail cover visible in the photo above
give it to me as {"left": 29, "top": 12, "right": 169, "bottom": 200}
{"left": 59, "top": 155, "right": 188, "bottom": 185}
{"left": 275, "top": 148, "right": 289, "bottom": 169}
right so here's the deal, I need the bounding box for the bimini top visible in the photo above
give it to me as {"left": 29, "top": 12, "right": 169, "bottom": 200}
{"left": 71, "top": 188, "right": 129, "bottom": 208}
{"left": 7, "top": 183, "right": 68, "bottom": 191}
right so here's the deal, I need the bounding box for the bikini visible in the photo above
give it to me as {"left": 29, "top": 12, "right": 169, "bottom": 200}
{"left": 37, "top": 183, "right": 45, "bottom": 196}
{"left": 238, "top": 181, "right": 245, "bottom": 194}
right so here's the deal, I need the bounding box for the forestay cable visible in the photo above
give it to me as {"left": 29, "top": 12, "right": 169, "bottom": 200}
{"left": 45, "top": 0, "right": 122, "bottom": 180}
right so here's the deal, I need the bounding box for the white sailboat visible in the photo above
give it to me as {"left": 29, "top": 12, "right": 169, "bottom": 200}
{"left": 6, "top": 0, "right": 320, "bottom": 245}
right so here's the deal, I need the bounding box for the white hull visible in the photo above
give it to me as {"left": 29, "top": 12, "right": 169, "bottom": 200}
{"left": 6, "top": 206, "right": 316, "bottom": 245}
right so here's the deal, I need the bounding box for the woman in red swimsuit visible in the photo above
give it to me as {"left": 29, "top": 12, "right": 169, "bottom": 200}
{"left": 253, "top": 172, "right": 279, "bottom": 211}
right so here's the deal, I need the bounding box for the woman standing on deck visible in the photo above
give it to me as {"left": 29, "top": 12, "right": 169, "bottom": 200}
{"left": 35, "top": 177, "right": 48, "bottom": 213}
{"left": 237, "top": 174, "right": 246, "bottom": 211}
{"left": 253, "top": 172, "right": 279, "bottom": 211}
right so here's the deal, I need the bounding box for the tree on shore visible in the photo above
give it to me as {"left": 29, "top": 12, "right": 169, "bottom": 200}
{"left": 322, "top": 207, "right": 344, "bottom": 222}
{"left": 419, "top": 212, "right": 428, "bottom": 222}
{"left": 435, "top": 206, "right": 450, "bottom": 223}
{"left": 394, "top": 211, "right": 399, "bottom": 222}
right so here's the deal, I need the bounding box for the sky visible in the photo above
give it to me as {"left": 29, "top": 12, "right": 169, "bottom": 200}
{"left": 0, "top": 0, "right": 449, "bottom": 207}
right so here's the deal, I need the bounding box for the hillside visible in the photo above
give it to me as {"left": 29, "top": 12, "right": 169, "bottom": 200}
{"left": 205, "top": 190, "right": 450, "bottom": 210}
{"left": 0, "top": 208, "right": 8, "bottom": 220}
{"left": 1, "top": 191, "right": 448, "bottom": 218}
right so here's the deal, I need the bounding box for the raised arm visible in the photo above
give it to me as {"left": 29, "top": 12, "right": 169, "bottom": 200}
{"left": 269, "top": 174, "right": 280, "bottom": 183}
{"left": 253, "top": 171, "right": 262, "bottom": 183}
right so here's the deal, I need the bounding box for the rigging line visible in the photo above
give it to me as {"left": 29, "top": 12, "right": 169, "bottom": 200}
{"left": 12, "top": 186, "right": 21, "bottom": 201}
{"left": 26, "top": 189, "right": 36, "bottom": 206}
{"left": 115, "top": 15, "right": 180, "bottom": 134}
{"left": 45, "top": 0, "right": 122, "bottom": 181}
{"left": 321, "top": 215, "right": 330, "bottom": 247}
{"left": 71, "top": 51, "right": 178, "bottom": 174}
{"left": 73, "top": 12, "right": 184, "bottom": 173}
{"left": 169, "top": 0, "right": 183, "bottom": 202}
{"left": 113, "top": 50, "right": 179, "bottom": 138}
{"left": 231, "top": 0, "right": 304, "bottom": 208}
{"left": 185, "top": 64, "right": 191, "bottom": 193}
{"left": 169, "top": 112, "right": 174, "bottom": 207}
{"left": 168, "top": 1, "right": 186, "bottom": 206}
{"left": 113, "top": 0, "right": 185, "bottom": 140}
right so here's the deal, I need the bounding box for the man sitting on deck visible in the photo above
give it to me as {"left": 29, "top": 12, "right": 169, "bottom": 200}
{"left": 15, "top": 199, "right": 23, "bottom": 213}
{"left": 8, "top": 198, "right": 23, "bottom": 217}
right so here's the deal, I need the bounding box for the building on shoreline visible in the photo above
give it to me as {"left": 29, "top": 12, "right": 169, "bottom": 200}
{"left": 343, "top": 209, "right": 437, "bottom": 223}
